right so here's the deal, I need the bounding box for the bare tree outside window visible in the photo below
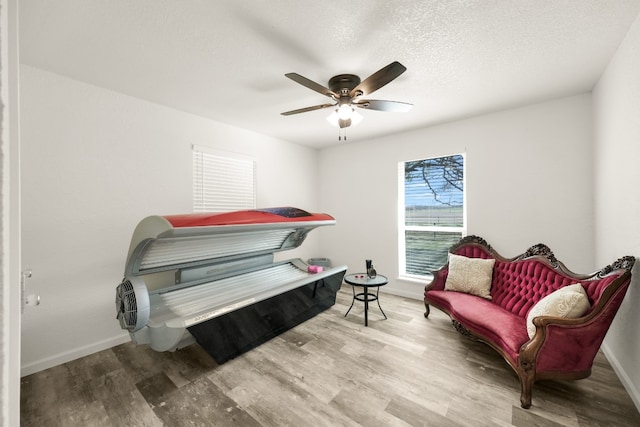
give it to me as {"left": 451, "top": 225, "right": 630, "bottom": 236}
{"left": 405, "top": 156, "right": 464, "bottom": 207}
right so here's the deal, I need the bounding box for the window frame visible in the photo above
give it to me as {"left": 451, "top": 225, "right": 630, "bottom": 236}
{"left": 397, "top": 153, "right": 467, "bottom": 280}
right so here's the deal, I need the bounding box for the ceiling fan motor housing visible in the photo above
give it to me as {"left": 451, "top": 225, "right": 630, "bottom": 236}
{"left": 328, "top": 74, "right": 361, "bottom": 97}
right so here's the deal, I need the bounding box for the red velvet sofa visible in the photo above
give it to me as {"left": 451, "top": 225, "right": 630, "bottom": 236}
{"left": 424, "top": 235, "right": 635, "bottom": 408}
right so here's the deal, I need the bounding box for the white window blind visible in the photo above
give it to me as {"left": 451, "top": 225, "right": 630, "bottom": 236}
{"left": 192, "top": 148, "right": 256, "bottom": 213}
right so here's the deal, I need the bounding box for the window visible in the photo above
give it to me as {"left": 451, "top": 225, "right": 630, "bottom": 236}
{"left": 192, "top": 146, "right": 256, "bottom": 212}
{"left": 398, "top": 154, "right": 465, "bottom": 278}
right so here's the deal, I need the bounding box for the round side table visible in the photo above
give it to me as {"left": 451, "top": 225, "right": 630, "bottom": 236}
{"left": 343, "top": 273, "right": 388, "bottom": 326}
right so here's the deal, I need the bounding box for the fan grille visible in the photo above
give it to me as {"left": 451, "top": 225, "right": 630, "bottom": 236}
{"left": 116, "top": 279, "right": 138, "bottom": 331}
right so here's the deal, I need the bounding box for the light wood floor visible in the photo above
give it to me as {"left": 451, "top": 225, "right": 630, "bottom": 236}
{"left": 21, "top": 286, "right": 640, "bottom": 426}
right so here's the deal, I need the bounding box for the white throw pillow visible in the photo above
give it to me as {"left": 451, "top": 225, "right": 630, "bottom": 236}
{"left": 444, "top": 253, "right": 495, "bottom": 300}
{"left": 526, "top": 283, "right": 590, "bottom": 339}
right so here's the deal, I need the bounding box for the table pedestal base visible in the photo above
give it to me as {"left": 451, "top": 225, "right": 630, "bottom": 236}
{"left": 344, "top": 285, "right": 387, "bottom": 326}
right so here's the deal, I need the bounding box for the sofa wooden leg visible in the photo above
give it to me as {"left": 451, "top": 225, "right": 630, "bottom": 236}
{"left": 519, "top": 372, "right": 534, "bottom": 409}
{"left": 424, "top": 303, "right": 430, "bottom": 318}
{"left": 520, "top": 391, "right": 532, "bottom": 409}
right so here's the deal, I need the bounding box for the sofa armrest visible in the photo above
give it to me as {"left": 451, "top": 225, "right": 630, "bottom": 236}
{"left": 425, "top": 268, "right": 447, "bottom": 292}
{"left": 424, "top": 268, "right": 448, "bottom": 318}
{"left": 519, "top": 316, "right": 604, "bottom": 382}
{"left": 520, "top": 275, "right": 631, "bottom": 375}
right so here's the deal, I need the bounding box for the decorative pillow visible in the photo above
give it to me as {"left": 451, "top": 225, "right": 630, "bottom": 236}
{"left": 444, "top": 253, "right": 495, "bottom": 300}
{"left": 526, "top": 283, "right": 590, "bottom": 338}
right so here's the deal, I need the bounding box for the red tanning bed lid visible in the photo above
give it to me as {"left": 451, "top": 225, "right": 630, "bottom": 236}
{"left": 163, "top": 207, "right": 334, "bottom": 228}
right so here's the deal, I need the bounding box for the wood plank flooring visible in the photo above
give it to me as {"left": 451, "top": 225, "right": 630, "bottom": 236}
{"left": 21, "top": 286, "right": 640, "bottom": 426}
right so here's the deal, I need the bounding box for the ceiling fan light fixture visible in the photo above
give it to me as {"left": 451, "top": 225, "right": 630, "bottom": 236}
{"left": 326, "top": 110, "right": 339, "bottom": 127}
{"left": 327, "top": 107, "right": 363, "bottom": 128}
{"left": 337, "top": 104, "right": 353, "bottom": 120}
{"left": 350, "top": 109, "right": 363, "bottom": 126}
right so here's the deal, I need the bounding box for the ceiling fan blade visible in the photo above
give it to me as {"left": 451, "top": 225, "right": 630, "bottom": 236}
{"left": 355, "top": 99, "right": 413, "bottom": 112}
{"left": 285, "top": 73, "right": 337, "bottom": 98}
{"left": 350, "top": 61, "right": 407, "bottom": 98}
{"left": 281, "top": 103, "right": 335, "bottom": 116}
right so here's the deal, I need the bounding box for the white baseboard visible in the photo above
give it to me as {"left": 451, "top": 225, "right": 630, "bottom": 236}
{"left": 601, "top": 341, "right": 640, "bottom": 413}
{"left": 21, "top": 334, "right": 130, "bottom": 377}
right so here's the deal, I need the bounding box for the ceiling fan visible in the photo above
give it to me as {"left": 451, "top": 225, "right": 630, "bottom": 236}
{"left": 281, "top": 61, "right": 413, "bottom": 131}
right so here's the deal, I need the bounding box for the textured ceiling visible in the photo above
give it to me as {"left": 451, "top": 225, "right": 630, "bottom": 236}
{"left": 19, "top": 0, "right": 640, "bottom": 149}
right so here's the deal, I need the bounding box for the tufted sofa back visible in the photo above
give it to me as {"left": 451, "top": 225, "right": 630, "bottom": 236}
{"left": 452, "top": 243, "right": 622, "bottom": 318}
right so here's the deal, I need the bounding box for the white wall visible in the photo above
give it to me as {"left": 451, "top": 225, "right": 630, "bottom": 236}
{"left": 318, "top": 94, "right": 594, "bottom": 299}
{"left": 593, "top": 12, "right": 640, "bottom": 410}
{"left": 19, "top": 65, "right": 322, "bottom": 375}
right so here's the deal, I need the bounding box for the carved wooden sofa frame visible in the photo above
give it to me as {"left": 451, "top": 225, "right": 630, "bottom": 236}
{"left": 423, "top": 236, "right": 635, "bottom": 408}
